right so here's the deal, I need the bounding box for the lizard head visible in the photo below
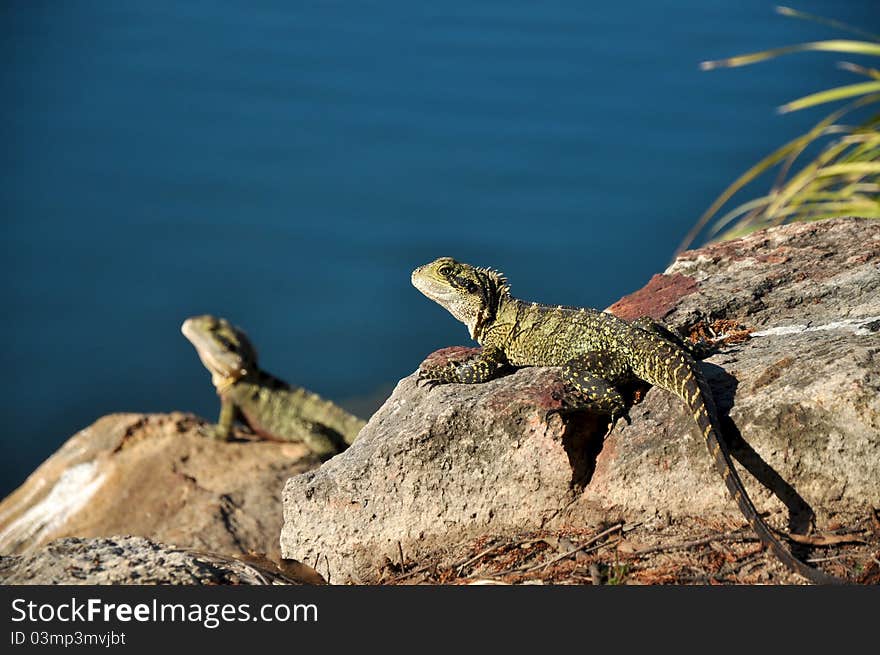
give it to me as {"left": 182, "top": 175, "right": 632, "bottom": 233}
{"left": 181, "top": 315, "right": 258, "bottom": 390}
{"left": 411, "top": 257, "right": 510, "bottom": 339}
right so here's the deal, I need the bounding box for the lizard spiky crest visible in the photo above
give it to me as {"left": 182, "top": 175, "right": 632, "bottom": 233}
{"left": 475, "top": 265, "right": 510, "bottom": 298}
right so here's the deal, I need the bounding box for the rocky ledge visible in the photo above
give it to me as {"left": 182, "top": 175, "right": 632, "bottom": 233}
{"left": 0, "top": 536, "right": 321, "bottom": 585}
{"left": 0, "top": 412, "right": 321, "bottom": 563}
{"left": 281, "top": 217, "right": 880, "bottom": 583}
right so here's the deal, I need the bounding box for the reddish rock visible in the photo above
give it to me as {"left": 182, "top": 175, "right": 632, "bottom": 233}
{"left": 606, "top": 273, "right": 699, "bottom": 321}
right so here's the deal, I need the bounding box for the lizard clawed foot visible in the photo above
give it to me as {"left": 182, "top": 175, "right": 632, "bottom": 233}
{"left": 688, "top": 339, "right": 717, "bottom": 360}
{"left": 604, "top": 411, "right": 631, "bottom": 438}
{"left": 416, "top": 370, "right": 442, "bottom": 391}
{"left": 197, "top": 423, "right": 230, "bottom": 441}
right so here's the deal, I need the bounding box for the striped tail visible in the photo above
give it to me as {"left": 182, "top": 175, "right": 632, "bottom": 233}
{"left": 679, "top": 367, "right": 844, "bottom": 585}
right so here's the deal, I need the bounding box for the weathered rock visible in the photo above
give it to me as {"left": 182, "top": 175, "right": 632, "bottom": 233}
{"left": 0, "top": 536, "right": 310, "bottom": 585}
{"left": 601, "top": 218, "right": 880, "bottom": 519}
{"left": 0, "top": 413, "right": 320, "bottom": 562}
{"left": 281, "top": 217, "right": 880, "bottom": 583}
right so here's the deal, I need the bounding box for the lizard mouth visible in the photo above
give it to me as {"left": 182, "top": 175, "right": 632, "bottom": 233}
{"left": 411, "top": 268, "right": 456, "bottom": 304}
{"left": 181, "top": 318, "right": 246, "bottom": 381}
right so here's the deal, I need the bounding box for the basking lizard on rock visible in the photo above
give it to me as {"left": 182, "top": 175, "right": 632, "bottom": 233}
{"left": 411, "top": 257, "right": 843, "bottom": 584}
{"left": 182, "top": 315, "right": 365, "bottom": 457}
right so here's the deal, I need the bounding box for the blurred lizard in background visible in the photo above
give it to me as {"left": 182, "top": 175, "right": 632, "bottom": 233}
{"left": 182, "top": 315, "right": 365, "bottom": 458}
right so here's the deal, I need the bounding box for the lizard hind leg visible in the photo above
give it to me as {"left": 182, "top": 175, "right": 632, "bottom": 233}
{"left": 630, "top": 316, "right": 714, "bottom": 360}
{"left": 560, "top": 352, "right": 629, "bottom": 420}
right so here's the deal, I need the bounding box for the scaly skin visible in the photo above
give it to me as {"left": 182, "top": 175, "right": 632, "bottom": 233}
{"left": 412, "top": 256, "right": 844, "bottom": 584}
{"left": 181, "top": 315, "right": 365, "bottom": 457}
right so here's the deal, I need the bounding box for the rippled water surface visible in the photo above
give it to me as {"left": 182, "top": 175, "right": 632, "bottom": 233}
{"left": 2, "top": 1, "right": 876, "bottom": 493}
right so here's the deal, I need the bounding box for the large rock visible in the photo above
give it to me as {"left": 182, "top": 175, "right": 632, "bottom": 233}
{"left": 0, "top": 536, "right": 309, "bottom": 585}
{"left": 0, "top": 413, "right": 320, "bottom": 562}
{"left": 281, "top": 217, "right": 880, "bottom": 583}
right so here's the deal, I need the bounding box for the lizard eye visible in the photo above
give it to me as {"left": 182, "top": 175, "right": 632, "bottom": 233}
{"left": 438, "top": 264, "right": 453, "bottom": 277}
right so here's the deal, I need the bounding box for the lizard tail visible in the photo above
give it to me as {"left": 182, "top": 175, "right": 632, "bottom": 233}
{"left": 290, "top": 386, "right": 367, "bottom": 445}
{"left": 680, "top": 369, "right": 845, "bottom": 585}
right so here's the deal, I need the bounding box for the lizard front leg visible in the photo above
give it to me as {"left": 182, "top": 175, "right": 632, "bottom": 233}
{"left": 419, "top": 345, "right": 511, "bottom": 386}
{"left": 199, "top": 396, "right": 238, "bottom": 440}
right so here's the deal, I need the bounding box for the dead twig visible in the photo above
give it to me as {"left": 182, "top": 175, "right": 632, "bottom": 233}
{"left": 455, "top": 540, "right": 513, "bottom": 576}
{"left": 629, "top": 530, "right": 756, "bottom": 557}
{"left": 518, "top": 523, "right": 624, "bottom": 574}
{"left": 677, "top": 553, "right": 764, "bottom": 584}
{"left": 458, "top": 544, "right": 502, "bottom": 570}
{"left": 784, "top": 531, "right": 866, "bottom": 546}
{"left": 391, "top": 562, "right": 435, "bottom": 583}
{"left": 806, "top": 554, "right": 851, "bottom": 563}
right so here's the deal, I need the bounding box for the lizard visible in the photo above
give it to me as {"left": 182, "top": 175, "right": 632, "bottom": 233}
{"left": 181, "top": 315, "right": 365, "bottom": 458}
{"left": 411, "top": 256, "right": 844, "bottom": 585}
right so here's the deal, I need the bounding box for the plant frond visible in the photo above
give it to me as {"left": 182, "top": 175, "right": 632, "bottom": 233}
{"left": 774, "top": 6, "right": 880, "bottom": 41}
{"left": 779, "top": 81, "right": 880, "bottom": 113}
{"left": 700, "top": 40, "right": 880, "bottom": 71}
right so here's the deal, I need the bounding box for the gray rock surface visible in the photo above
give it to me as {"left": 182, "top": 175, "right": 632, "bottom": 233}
{"left": 0, "top": 536, "right": 304, "bottom": 585}
{"left": 281, "top": 217, "right": 880, "bottom": 583}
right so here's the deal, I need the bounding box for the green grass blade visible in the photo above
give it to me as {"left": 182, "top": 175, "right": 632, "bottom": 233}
{"left": 765, "top": 140, "right": 869, "bottom": 215}
{"left": 675, "top": 100, "right": 868, "bottom": 254}
{"left": 707, "top": 196, "right": 773, "bottom": 237}
{"left": 815, "top": 161, "right": 880, "bottom": 177}
{"left": 838, "top": 62, "right": 880, "bottom": 80}
{"left": 779, "top": 81, "right": 880, "bottom": 113}
{"left": 775, "top": 6, "right": 880, "bottom": 41}
{"left": 689, "top": 9, "right": 880, "bottom": 251}
{"left": 700, "top": 40, "right": 880, "bottom": 71}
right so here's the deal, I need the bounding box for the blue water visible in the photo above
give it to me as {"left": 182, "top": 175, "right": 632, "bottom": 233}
{"left": 2, "top": 1, "right": 877, "bottom": 495}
